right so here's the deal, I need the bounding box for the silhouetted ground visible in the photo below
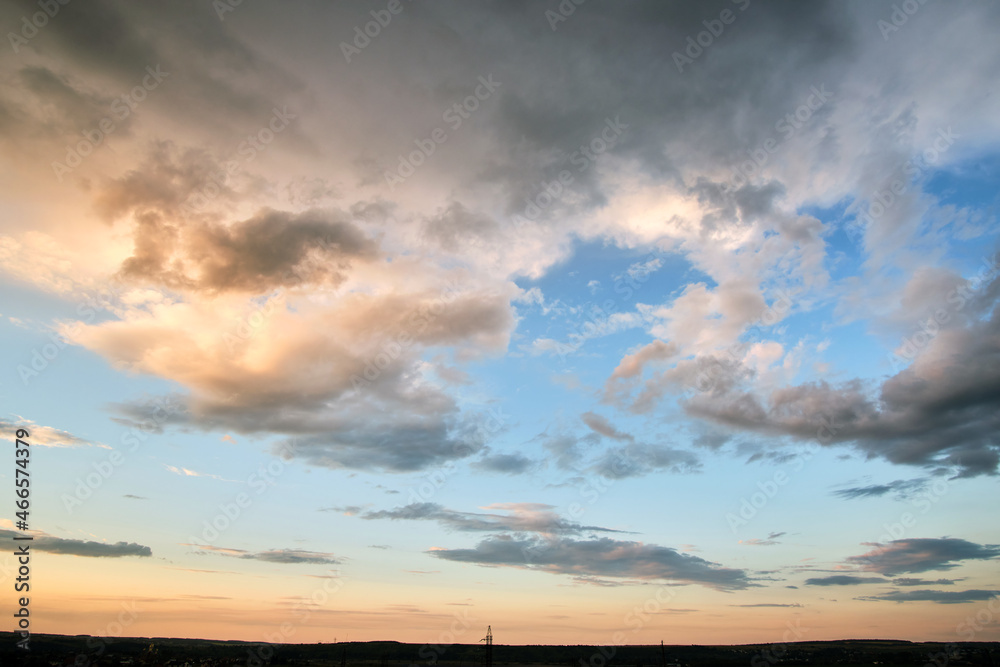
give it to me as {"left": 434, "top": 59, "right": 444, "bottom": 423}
{"left": 1, "top": 634, "right": 997, "bottom": 667}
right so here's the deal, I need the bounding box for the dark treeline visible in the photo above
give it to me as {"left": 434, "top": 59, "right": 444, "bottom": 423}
{"left": 1, "top": 633, "right": 997, "bottom": 667}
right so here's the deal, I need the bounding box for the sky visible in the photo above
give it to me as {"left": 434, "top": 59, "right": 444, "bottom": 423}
{"left": 1, "top": 0, "right": 999, "bottom": 649}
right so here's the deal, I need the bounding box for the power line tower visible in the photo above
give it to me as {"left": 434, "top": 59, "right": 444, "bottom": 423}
{"left": 480, "top": 626, "right": 493, "bottom": 667}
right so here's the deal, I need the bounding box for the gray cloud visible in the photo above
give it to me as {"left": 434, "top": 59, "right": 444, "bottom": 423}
{"left": 79, "top": 287, "right": 516, "bottom": 473}
{"left": 473, "top": 452, "right": 536, "bottom": 475}
{"left": 278, "top": 416, "right": 482, "bottom": 473}
{"left": 422, "top": 201, "right": 500, "bottom": 253}
{"left": 892, "top": 577, "right": 958, "bottom": 586}
{"left": 0, "top": 529, "right": 151, "bottom": 558}
{"left": 804, "top": 575, "right": 889, "bottom": 586}
{"left": 684, "top": 276, "right": 1000, "bottom": 477}
{"left": 848, "top": 538, "right": 1000, "bottom": 575}
{"left": 360, "top": 502, "right": 625, "bottom": 535}
{"left": 581, "top": 411, "right": 634, "bottom": 441}
{"left": 591, "top": 442, "right": 701, "bottom": 479}
{"left": 859, "top": 589, "right": 1000, "bottom": 604}
{"left": 430, "top": 535, "right": 750, "bottom": 591}
{"left": 250, "top": 549, "right": 341, "bottom": 565}
{"left": 190, "top": 544, "right": 340, "bottom": 565}
{"left": 832, "top": 478, "right": 929, "bottom": 501}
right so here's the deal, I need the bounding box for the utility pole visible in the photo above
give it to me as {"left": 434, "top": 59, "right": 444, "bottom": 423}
{"left": 660, "top": 640, "right": 666, "bottom": 667}
{"left": 480, "top": 626, "right": 493, "bottom": 667}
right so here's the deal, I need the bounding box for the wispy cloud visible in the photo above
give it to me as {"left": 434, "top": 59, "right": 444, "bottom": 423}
{"left": 832, "top": 478, "right": 929, "bottom": 501}
{"left": 187, "top": 544, "right": 340, "bottom": 565}
{"left": 859, "top": 589, "right": 1000, "bottom": 604}
{"left": 163, "top": 464, "right": 237, "bottom": 482}
{"left": 740, "top": 532, "right": 786, "bottom": 547}
{"left": 359, "top": 502, "right": 628, "bottom": 536}
{"left": 0, "top": 417, "right": 107, "bottom": 449}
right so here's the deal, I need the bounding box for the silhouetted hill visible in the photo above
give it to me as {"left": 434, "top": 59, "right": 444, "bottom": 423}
{"left": 1, "top": 633, "right": 996, "bottom": 667}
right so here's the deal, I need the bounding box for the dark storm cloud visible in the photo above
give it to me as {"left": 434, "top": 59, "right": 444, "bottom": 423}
{"left": 804, "top": 575, "right": 889, "bottom": 586}
{"left": 434, "top": 0, "right": 855, "bottom": 217}
{"left": 858, "top": 590, "right": 1000, "bottom": 604}
{"left": 360, "top": 502, "right": 625, "bottom": 535}
{"left": 685, "top": 276, "right": 1000, "bottom": 477}
{"left": 0, "top": 529, "right": 151, "bottom": 558}
{"left": 118, "top": 206, "right": 379, "bottom": 293}
{"left": 847, "top": 538, "right": 1000, "bottom": 575}
{"left": 832, "top": 478, "right": 929, "bottom": 500}
{"left": 15, "top": 66, "right": 121, "bottom": 137}
{"left": 430, "top": 534, "right": 751, "bottom": 590}
{"left": 6, "top": 0, "right": 304, "bottom": 127}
